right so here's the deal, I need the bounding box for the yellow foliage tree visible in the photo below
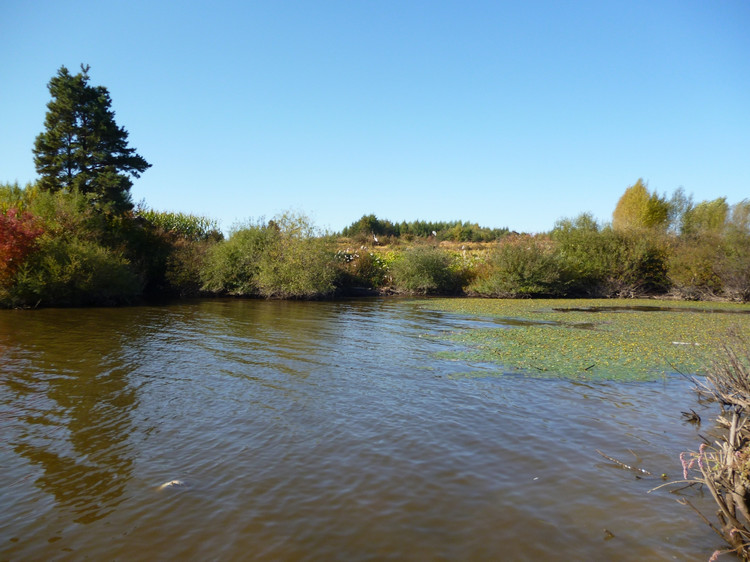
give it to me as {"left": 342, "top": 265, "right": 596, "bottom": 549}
{"left": 612, "top": 179, "right": 670, "bottom": 231}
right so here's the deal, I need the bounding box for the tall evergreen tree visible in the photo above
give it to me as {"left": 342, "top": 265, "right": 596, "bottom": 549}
{"left": 33, "top": 65, "right": 150, "bottom": 213}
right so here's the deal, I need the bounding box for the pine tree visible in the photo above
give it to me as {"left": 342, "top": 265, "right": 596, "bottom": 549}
{"left": 33, "top": 65, "right": 150, "bottom": 213}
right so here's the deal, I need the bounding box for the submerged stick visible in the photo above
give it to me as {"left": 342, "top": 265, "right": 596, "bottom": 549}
{"left": 596, "top": 449, "right": 653, "bottom": 476}
{"left": 678, "top": 498, "right": 725, "bottom": 539}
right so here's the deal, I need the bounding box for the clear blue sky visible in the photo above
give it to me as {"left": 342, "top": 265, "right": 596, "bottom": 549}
{"left": 1, "top": 1, "right": 748, "bottom": 234}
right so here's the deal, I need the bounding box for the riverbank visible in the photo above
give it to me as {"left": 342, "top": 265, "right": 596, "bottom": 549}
{"left": 667, "top": 331, "right": 750, "bottom": 559}
{"left": 3, "top": 188, "right": 749, "bottom": 308}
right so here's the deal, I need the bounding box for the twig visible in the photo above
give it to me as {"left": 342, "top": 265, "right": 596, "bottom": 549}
{"left": 596, "top": 449, "right": 653, "bottom": 476}
{"left": 678, "top": 497, "right": 725, "bottom": 539}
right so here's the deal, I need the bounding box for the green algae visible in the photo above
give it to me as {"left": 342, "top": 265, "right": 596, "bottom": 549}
{"left": 419, "top": 298, "right": 750, "bottom": 381}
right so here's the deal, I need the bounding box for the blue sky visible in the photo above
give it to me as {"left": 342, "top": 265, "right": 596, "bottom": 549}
{"left": 1, "top": 1, "right": 748, "bottom": 234}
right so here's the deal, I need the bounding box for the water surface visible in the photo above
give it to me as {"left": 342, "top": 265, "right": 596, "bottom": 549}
{"left": 0, "top": 299, "right": 719, "bottom": 560}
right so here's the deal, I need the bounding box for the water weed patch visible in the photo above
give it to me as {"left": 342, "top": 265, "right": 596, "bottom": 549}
{"left": 420, "top": 299, "right": 750, "bottom": 380}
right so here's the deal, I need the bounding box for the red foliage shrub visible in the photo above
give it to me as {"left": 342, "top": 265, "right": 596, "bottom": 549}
{"left": 0, "top": 209, "right": 44, "bottom": 282}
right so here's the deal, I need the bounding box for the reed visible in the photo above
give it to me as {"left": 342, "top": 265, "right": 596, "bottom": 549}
{"left": 677, "top": 330, "right": 750, "bottom": 559}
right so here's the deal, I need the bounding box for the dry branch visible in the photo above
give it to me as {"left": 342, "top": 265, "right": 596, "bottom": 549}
{"left": 677, "top": 329, "right": 750, "bottom": 558}
{"left": 596, "top": 449, "right": 653, "bottom": 476}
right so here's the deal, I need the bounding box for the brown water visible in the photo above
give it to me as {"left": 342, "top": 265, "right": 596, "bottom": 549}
{"left": 0, "top": 299, "right": 720, "bottom": 560}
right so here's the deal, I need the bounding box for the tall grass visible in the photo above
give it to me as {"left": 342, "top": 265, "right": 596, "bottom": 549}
{"left": 138, "top": 208, "right": 223, "bottom": 242}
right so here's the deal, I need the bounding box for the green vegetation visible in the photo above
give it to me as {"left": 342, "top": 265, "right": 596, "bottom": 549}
{"left": 389, "top": 245, "right": 466, "bottom": 295}
{"left": 137, "top": 208, "right": 222, "bottom": 242}
{"left": 335, "top": 248, "right": 391, "bottom": 289}
{"left": 33, "top": 65, "right": 151, "bottom": 214}
{"left": 3, "top": 170, "right": 749, "bottom": 306}
{"left": 2, "top": 67, "right": 749, "bottom": 307}
{"left": 336, "top": 181, "right": 748, "bottom": 301}
{"left": 201, "top": 212, "right": 337, "bottom": 299}
{"left": 612, "top": 178, "right": 670, "bottom": 231}
{"left": 1, "top": 189, "right": 141, "bottom": 307}
{"left": 340, "top": 214, "right": 509, "bottom": 243}
{"left": 419, "top": 298, "right": 750, "bottom": 380}
{"left": 468, "top": 234, "right": 565, "bottom": 297}
{"left": 0, "top": 183, "right": 226, "bottom": 306}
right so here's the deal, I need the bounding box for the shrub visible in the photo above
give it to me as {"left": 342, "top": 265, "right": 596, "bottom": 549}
{"left": 390, "top": 245, "right": 462, "bottom": 294}
{"left": 0, "top": 182, "right": 37, "bottom": 214}
{"left": 668, "top": 235, "right": 724, "bottom": 300}
{"left": 668, "top": 202, "right": 750, "bottom": 302}
{"left": 201, "top": 222, "right": 275, "bottom": 295}
{"left": 201, "top": 213, "right": 337, "bottom": 299}
{"left": 1, "top": 190, "right": 143, "bottom": 307}
{"left": 469, "top": 235, "right": 565, "bottom": 297}
{"left": 335, "top": 249, "right": 389, "bottom": 289}
{"left": 0, "top": 208, "right": 44, "bottom": 284}
{"left": 27, "top": 188, "right": 105, "bottom": 237}
{"left": 165, "top": 239, "right": 214, "bottom": 297}
{"left": 255, "top": 213, "right": 337, "bottom": 298}
{"left": 9, "top": 237, "right": 141, "bottom": 307}
{"left": 717, "top": 229, "right": 750, "bottom": 302}
{"left": 552, "top": 214, "right": 620, "bottom": 296}
{"left": 611, "top": 230, "right": 670, "bottom": 296}
{"left": 102, "top": 212, "right": 174, "bottom": 298}
{"left": 107, "top": 208, "right": 222, "bottom": 298}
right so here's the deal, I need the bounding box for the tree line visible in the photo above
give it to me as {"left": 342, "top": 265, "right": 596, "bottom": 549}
{"left": 340, "top": 214, "right": 509, "bottom": 242}
{"left": 1, "top": 65, "right": 749, "bottom": 306}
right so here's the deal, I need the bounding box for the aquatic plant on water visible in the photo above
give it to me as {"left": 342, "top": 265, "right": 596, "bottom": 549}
{"left": 420, "top": 298, "right": 750, "bottom": 381}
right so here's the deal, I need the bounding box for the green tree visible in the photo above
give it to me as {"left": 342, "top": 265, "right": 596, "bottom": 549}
{"left": 729, "top": 200, "right": 750, "bottom": 234}
{"left": 551, "top": 213, "right": 617, "bottom": 295}
{"left": 612, "top": 179, "right": 670, "bottom": 231}
{"left": 33, "top": 65, "right": 150, "bottom": 214}
{"left": 681, "top": 198, "right": 729, "bottom": 236}
{"left": 667, "top": 186, "right": 693, "bottom": 232}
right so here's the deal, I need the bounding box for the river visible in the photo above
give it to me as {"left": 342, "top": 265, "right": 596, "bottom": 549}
{"left": 0, "top": 298, "right": 719, "bottom": 560}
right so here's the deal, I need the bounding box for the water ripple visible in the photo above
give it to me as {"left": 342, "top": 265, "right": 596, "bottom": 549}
{"left": 0, "top": 299, "right": 717, "bottom": 560}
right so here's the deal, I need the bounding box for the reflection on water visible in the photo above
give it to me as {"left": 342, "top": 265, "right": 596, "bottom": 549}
{"left": 0, "top": 299, "right": 719, "bottom": 560}
{"left": 2, "top": 311, "right": 137, "bottom": 528}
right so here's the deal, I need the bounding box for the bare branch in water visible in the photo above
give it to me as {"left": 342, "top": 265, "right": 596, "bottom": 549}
{"left": 596, "top": 449, "right": 653, "bottom": 476}
{"left": 673, "top": 328, "right": 750, "bottom": 557}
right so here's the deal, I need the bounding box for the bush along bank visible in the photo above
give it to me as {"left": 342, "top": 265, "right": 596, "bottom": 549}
{"left": 2, "top": 182, "right": 750, "bottom": 307}
{"left": 0, "top": 184, "right": 223, "bottom": 307}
